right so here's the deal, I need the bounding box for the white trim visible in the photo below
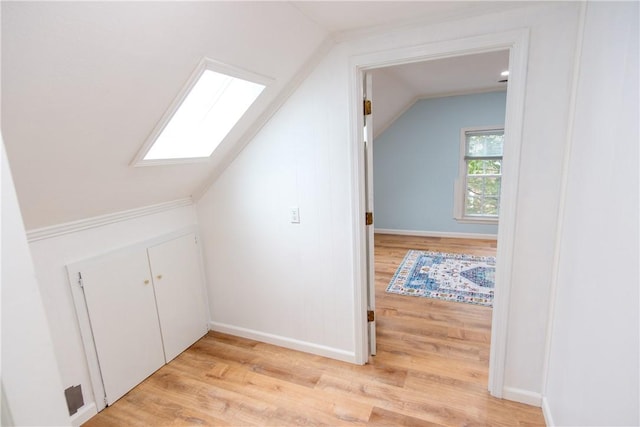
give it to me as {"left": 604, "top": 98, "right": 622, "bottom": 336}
{"left": 133, "top": 157, "right": 210, "bottom": 168}
{"left": 375, "top": 228, "right": 497, "bottom": 240}
{"left": 541, "top": 2, "right": 588, "bottom": 404}
{"left": 418, "top": 87, "right": 507, "bottom": 102}
{"left": 26, "top": 198, "right": 193, "bottom": 242}
{"left": 334, "top": 3, "right": 533, "bottom": 44}
{"left": 454, "top": 217, "right": 499, "bottom": 225}
{"left": 68, "top": 263, "right": 108, "bottom": 412}
{"left": 488, "top": 28, "right": 530, "bottom": 398}
{"left": 542, "top": 396, "right": 556, "bottom": 426}
{"left": 349, "top": 57, "right": 368, "bottom": 365}
{"left": 348, "top": 28, "right": 530, "bottom": 397}
{"left": 131, "top": 57, "right": 274, "bottom": 167}
{"left": 208, "top": 321, "right": 357, "bottom": 364}
{"left": 454, "top": 125, "right": 505, "bottom": 222}
{"left": 70, "top": 403, "right": 97, "bottom": 427}
{"left": 502, "top": 387, "right": 542, "bottom": 407}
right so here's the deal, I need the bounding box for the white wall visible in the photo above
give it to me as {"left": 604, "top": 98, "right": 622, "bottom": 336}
{"left": 373, "top": 92, "right": 505, "bottom": 235}
{"left": 27, "top": 203, "right": 199, "bottom": 420}
{"left": 1, "top": 138, "right": 70, "bottom": 426}
{"left": 369, "top": 67, "right": 416, "bottom": 138}
{"left": 197, "top": 45, "right": 356, "bottom": 359}
{"left": 197, "top": 2, "right": 581, "bottom": 400}
{"left": 543, "top": 2, "right": 639, "bottom": 426}
{"left": 1, "top": 1, "right": 327, "bottom": 230}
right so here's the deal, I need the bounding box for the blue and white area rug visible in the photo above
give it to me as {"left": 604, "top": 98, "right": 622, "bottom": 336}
{"left": 386, "top": 250, "right": 496, "bottom": 307}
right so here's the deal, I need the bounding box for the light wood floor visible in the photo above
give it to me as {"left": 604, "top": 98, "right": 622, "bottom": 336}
{"left": 84, "top": 235, "right": 544, "bottom": 426}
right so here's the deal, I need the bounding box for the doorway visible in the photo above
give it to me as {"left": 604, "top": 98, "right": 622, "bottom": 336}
{"left": 350, "top": 30, "right": 529, "bottom": 398}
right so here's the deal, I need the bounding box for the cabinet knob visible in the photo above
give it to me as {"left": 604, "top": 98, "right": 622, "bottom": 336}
{"left": 144, "top": 280, "right": 150, "bottom": 285}
{"left": 156, "top": 275, "right": 162, "bottom": 280}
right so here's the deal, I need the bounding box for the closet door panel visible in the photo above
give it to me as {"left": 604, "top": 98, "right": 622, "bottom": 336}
{"left": 148, "top": 233, "right": 208, "bottom": 361}
{"left": 79, "top": 248, "right": 166, "bottom": 405}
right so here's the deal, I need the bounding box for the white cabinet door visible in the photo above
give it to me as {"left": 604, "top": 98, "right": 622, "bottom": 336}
{"left": 79, "top": 248, "right": 166, "bottom": 405}
{"left": 148, "top": 233, "right": 208, "bottom": 362}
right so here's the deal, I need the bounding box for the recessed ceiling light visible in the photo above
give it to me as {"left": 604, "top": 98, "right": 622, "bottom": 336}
{"left": 500, "top": 70, "right": 510, "bottom": 77}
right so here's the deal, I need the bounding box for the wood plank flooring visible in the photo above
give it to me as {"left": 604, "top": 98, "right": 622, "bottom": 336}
{"left": 84, "top": 234, "right": 544, "bottom": 426}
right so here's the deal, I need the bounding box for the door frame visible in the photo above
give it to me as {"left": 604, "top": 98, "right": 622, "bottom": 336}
{"left": 348, "top": 28, "right": 530, "bottom": 398}
{"left": 363, "top": 72, "right": 376, "bottom": 356}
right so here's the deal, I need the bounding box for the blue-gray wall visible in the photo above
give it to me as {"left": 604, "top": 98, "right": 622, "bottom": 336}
{"left": 373, "top": 91, "right": 506, "bottom": 235}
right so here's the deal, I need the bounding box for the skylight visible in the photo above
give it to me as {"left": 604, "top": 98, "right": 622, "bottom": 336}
{"left": 140, "top": 60, "right": 267, "bottom": 162}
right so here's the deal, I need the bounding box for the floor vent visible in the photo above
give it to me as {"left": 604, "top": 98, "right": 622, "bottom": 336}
{"left": 64, "top": 384, "right": 83, "bottom": 415}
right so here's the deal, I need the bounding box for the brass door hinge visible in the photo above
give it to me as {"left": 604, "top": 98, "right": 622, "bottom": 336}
{"left": 365, "top": 212, "right": 373, "bottom": 226}
{"left": 363, "top": 99, "right": 372, "bottom": 116}
{"left": 367, "top": 310, "right": 375, "bottom": 322}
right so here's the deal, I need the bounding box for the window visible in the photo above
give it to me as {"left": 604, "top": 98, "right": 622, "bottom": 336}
{"left": 454, "top": 127, "right": 504, "bottom": 223}
{"left": 134, "top": 58, "right": 270, "bottom": 165}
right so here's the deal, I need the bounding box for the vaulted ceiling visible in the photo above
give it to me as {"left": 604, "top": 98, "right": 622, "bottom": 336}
{"left": 1, "top": 1, "right": 527, "bottom": 230}
{"left": 371, "top": 50, "right": 510, "bottom": 137}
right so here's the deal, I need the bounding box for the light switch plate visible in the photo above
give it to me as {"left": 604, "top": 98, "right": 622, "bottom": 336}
{"left": 290, "top": 207, "right": 300, "bottom": 223}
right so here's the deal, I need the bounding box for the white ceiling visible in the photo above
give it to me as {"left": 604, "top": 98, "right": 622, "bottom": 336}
{"left": 1, "top": 1, "right": 327, "bottom": 229}
{"left": 1, "top": 1, "right": 523, "bottom": 229}
{"left": 371, "top": 50, "right": 510, "bottom": 136}
{"left": 291, "top": 1, "right": 519, "bottom": 37}
{"left": 378, "top": 50, "right": 509, "bottom": 97}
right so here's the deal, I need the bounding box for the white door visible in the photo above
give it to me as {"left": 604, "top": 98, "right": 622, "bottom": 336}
{"left": 79, "top": 248, "right": 165, "bottom": 405}
{"left": 148, "top": 233, "right": 208, "bottom": 362}
{"left": 364, "top": 71, "right": 376, "bottom": 356}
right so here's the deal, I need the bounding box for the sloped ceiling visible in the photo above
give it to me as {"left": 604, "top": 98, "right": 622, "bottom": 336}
{"left": 371, "top": 50, "right": 510, "bottom": 137}
{"left": 1, "top": 1, "right": 329, "bottom": 229}
{"left": 1, "top": 1, "right": 525, "bottom": 230}
{"left": 291, "top": 1, "right": 517, "bottom": 36}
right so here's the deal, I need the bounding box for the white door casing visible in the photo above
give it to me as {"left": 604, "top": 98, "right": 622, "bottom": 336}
{"left": 349, "top": 29, "right": 530, "bottom": 398}
{"left": 363, "top": 72, "right": 376, "bottom": 356}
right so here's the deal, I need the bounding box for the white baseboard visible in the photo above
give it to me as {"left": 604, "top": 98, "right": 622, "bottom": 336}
{"left": 70, "top": 403, "right": 97, "bottom": 427}
{"left": 375, "top": 228, "right": 498, "bottom": 240}
{"left": 208, "top": 321, "right": 357, "bottom": 364}
{"left": 541, "top": 396, "right": 554, "bottom": 426}
{"left": 502, "top": 386, "right": 542, "bottom": 407}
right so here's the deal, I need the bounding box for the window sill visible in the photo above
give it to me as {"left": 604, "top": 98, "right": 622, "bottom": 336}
{"left": 454, "top": 216, "right": 499, "bottom": 225}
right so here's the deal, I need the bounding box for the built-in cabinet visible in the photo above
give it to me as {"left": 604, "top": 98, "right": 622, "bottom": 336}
{"left": 68, "top": 231, "right": 208, "bottom": 407}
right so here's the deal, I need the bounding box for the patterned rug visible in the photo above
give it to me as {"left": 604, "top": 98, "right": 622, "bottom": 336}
{"left": 386, "top": 250, "right": 496, "bottom": 307}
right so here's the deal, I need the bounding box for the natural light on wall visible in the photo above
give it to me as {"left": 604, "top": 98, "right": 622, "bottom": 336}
{"left": 143, "top": 66, "right": 266, "bottom": 161}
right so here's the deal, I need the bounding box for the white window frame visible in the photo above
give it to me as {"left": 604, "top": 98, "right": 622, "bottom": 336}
{"left": 454, "top": 125, "right": 504, "bottom": 224}
{"left": 131, "top": 57, "right": 272, "bottom": 167}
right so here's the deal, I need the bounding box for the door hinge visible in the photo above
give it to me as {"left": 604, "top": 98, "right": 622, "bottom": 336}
{"left": 365, "top": 212, "right": 373, "bottom": 226}
{"left": 367, "top": 310, "right": 375, "bottom": 322}
{"left": 363, "top": 99, "right": 372, "bottom": 116}
{"left": 78, "top": 272, "right": 84, "bottom": 289}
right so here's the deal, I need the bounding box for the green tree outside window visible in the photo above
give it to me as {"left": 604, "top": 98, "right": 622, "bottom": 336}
{"left": 464, "top": 130, "right": 504, "bottom": 218}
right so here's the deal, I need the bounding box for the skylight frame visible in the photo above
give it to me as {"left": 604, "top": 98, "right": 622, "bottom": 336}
{"left": 132, "top": 57, "right": 272, "bottom": 167}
